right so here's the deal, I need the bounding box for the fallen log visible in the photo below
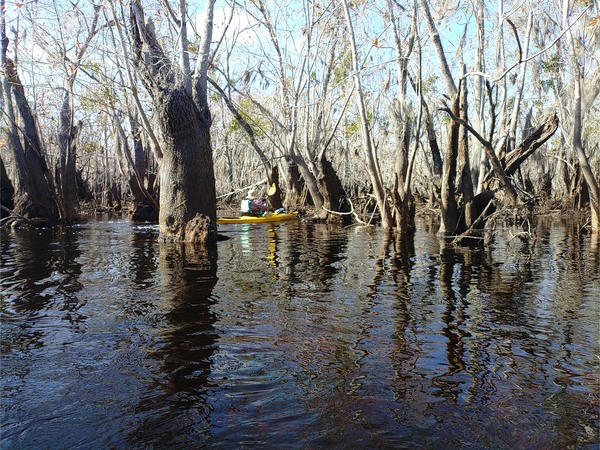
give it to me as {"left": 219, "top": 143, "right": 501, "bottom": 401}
{"left": 484, "top": 112, "right": 559, "bottom": 186}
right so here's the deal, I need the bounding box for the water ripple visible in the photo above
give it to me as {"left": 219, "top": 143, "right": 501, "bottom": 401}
{"left": 1, "top": 219, "right": 598, "bottom": 448}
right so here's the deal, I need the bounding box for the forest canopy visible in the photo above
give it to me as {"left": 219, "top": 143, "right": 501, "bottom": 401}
{"left": 1, "top": 0, "right": 598, "bottom": 242}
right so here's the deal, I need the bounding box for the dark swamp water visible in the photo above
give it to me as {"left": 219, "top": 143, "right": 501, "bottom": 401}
{"left": 1, "top": 216, "right": 598, "bottom": 449}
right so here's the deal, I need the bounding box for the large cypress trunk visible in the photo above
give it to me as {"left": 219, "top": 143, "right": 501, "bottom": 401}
{"left": 130, "top": 0, "right": 217, "bottom": 244}
{"left": 572, "top": 74, "right": 599, "bottom": 235}
{"left": 156, "top": 89, "right": 217, "bottom": 241}
{"left": 318, "top": 155, "right": 351, "bottom": 226}
{"left": 0, "top": 156, "right": 14, "bottom": 218}
{"left": 267, "top": 166, "right": 283, "bottom": 211}
{"left": 2, "top": 59, "right": 58, "bottom": 226}
{"left": 282, "top": 160, "right": 304, "bottom": 210}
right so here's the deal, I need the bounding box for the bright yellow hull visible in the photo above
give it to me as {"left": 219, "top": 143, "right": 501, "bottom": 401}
{"left": 217, "top": 212, "right": 298, "bottom": 224}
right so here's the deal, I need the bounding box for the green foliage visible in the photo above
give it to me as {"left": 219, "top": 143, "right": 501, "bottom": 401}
{"left": 344, "top": 115, "right": 360, "bottom": 136}
{"left": 80, "top": 86, "right": 116, "bottom": 112}
{"left": 533, "top": 99, "right": 543, "bottom": 109}
{"left": 540, "top": 79, "right": 554, "bottom": 92}
{"left": 81, "top": 141, "right": 101, "bottom": 155}
{"left": 542, "top": 54, "right": 564, "bottom": 74}
{"left": 333, "top": 51, "right": 352, "bottom": 85}
{"left": 228, "top": 98, "right": 268, "bottom": 138}
{"left": 421, "top": 75, "right": 439, "bottom": 95}
{"left": 344, "top": 111, "right": 379, "bottom": 137}
{"left": 81, "top": 61, "right": 102, "bottom": 74}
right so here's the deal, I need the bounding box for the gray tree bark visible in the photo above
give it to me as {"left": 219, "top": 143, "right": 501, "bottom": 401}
{"left": 340, "top": 0, "right": 392, "bottom": 228}
{"left": 130, "top": 0, "right": 217, "bottom": 244}
{"left": 1, "top": 58, "right": 58, "bottom": 226}
{"left": 56, "top": 4, "right": 101, "bottom": 224}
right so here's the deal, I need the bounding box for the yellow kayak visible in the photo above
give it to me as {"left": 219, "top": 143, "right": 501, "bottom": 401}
{"left": 217, "top": 211, "right": 298, "bottom": 224}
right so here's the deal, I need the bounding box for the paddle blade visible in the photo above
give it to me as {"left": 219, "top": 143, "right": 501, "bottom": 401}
{"left": 267, "top": 183, "right": 276, "bottom": 196}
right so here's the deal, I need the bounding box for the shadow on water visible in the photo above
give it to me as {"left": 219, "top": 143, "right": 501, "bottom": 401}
{"left": 411, "top": 226, "right": 598, "bottom": 448}
{"left": 1, "top": 217, "right": 598, "bottom": 449}
{"left": 126, "top": 242, "right": 219, "bottom": 448}
{"left": 1, "top": 226, "right": 87, "bottom": 447}
{"left": 1, "top": 227, "right": 84, "bottom": 327}
{"left": 1, "top": 223, "right": 220, "bottom": 448}
{"left": 0, "top": 226, "right": 85, "bottom": 385}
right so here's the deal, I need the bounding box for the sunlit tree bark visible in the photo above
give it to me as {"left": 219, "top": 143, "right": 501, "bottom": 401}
{"left": 417, "top": 0, "right": 460, "bottom": 234}
{"left": 387, "top": 0, "right": 416, "bottom": 233}
{"left": 105, "top": 3, "right": 159, "bottom": 220}
{"left": 473, "top": 0, "right": 486, "bottom": 194}
{"left": 110, "top": 105, "right": 159, "bottom": 221}
{"left": 571, "top": 73, "right": 598, "bottom": 233}
{"left": 208, "top": 78, "right": 283, "bottom": 210}
{"left": 458, "top": 63, "right": 475, "bottom": 230}
{"left": 252, "top": 0, "right": 307, "bottom": 208}
{"left": 340, "top": 0, "right": 392, "bottom": 229}
{"left": 563, "top": 0, "right": 599, "bottom": 235}
{"left": 217, "top": 0, "right": 350, "bottom": 221}
{"left": 55, "top": 3, "right": 101, "bottom": 223}
{"left": 506, "top": 12, "right": 533, "bottom": 155}
{"left": 1, "top": 0, "right": 58, "bottom": 226}
{"left": 129, "top": 0, "right": 217, "bottom": 244}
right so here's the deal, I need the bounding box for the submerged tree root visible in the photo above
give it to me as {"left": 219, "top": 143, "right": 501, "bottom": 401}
{"left": 0, "top": 204, "right": 55, "bottom": 229}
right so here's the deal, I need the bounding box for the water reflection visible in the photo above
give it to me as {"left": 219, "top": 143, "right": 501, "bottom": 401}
{"left": 388, "top": 233, "right": 418, "bottom": 406}
{"left": 1, "top": 227, "right": 85, "bottom": 353}
{"left": 2, "top": 227, "right": 83, "bottom": 314}
{"left": 1, "top": 218, "right": 598, "bottom": 448}
{"left": 129, "top": 225, "right": 159, "bottom": 288}
{"left": 275, "top": 221, "right": 348, "bottom": 291}
{"left": 128, "top": 243, "right": 218, "bottom": 448}
{"left": 1, "top": 227, "right": 85, "bottom": 447}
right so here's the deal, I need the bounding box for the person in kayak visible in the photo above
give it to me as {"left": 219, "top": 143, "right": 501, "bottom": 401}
{"left": 241, "top": 188, "right": 267, "bottom": 215}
